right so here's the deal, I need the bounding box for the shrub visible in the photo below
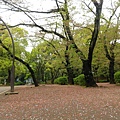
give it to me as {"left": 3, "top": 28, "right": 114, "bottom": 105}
{"left": 0, "top": 79, "right": 4, "bottom": 85}
{"left": 74, "top": 76, "right": 80, "bottom": 85}
{"left": 54, "top": 76, "right": 68, "bottom": 85}
{"left": 98, "top": 79, "right": 108, "bottom": 83}
{"left": 114, "top": 71, "right": 120, "bottom": 83}
{"left": 74, "top": 74, "right": 86, "bottom": 86}
{"left": 14, "top": 81, "right": 25, "bottom": 85}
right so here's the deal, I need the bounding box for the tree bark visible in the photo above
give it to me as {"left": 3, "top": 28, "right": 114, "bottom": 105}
{"left": 65, "top": 45, "right": 74, "bottom": 85}
{"left": 104, "top": 46, "right": 115, "bottom": 84}
{"left": 109, "top": 59, "right": 115, "bottom": 84}
{"left": 82, "top": 60, "right": 98, "bottom": 87}
{"left": 66, "top": 67, "right": 74, "bottom": 85}
{"left": 7, "top": 69, "right": 11, "bottom": 84}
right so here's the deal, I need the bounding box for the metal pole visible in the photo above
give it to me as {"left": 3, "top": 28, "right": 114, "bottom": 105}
{"left": 0, "top": 17, "right": 15, "bottom": 92}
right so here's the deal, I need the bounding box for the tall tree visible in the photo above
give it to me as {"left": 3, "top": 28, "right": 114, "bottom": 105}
{"left": 1, "top": 0, "right": 103, "bottom": 87}
{"left": 53, "top": 0, "right": 103, "bottom": 87}
{"left": 45, "top": 39, "right": 75, "bottom": 84}
{"left": 0, "top": 39, "right": 39, "bottom": 86}
{"left": 100, "top": 3, "right": 120, "bottom": 84}
{"left": 0, "top": 25, "right": 39, "bottom": 86}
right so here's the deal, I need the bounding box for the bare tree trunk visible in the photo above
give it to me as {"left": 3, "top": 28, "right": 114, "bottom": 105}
{"left": 65, "top": 45, "right": 74, "bottom": 85}
{"left": 104, "top": 48, "right": 115, "bottom": 84}
{"left": 66, "top": 67, "right": 74, "bottom": 85}
{"left": 51, "top": 71, "right": 54, "bottom": 84}
{"left": 7, "top": 69, "right": 11, "bottom": 84}
{"left": 109, "top": 59, "right": 115, "bottom": 84}
{"left": 83, "top": 60, "right": 98, "bottom": 87}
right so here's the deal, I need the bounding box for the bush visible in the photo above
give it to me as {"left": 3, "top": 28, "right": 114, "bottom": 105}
{"left": 74, "top": 76, "right": 80, "bottom": 85}
{"left": 0, "top": 79, "right": 4, "bottom": 85}
{"left": 74, "top": 74, "right": 86, "bottom": 86}
{"left": 54, "top": 76, "right": 68, "bottom": 85}
{"left": 114, "top": 71, "right": 120, "bottom": 83}
{"left": 14, "top": 81, "right": 25, "bottom": 85}
{"left": 98, "top": 79, "right": 108, "bottom": 83}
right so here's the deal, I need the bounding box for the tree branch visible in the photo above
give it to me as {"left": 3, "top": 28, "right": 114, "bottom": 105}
{"left": 0, "top": 39, "right": 39, "bottom": 86}
{"left": 88, "top": 0, "right": 103, "bottom": 64}
{"left": 91, "top": 0, "right": 99, "bottom": 7}
{"left": 103, "top": 4, "right": 119, "bottom": 60}
{"left": 0, "top": 22, "right": 66, "bottom": 39}
{"left": 2, "top": 0, "right": 61, "bottom": 14}
{"left": 83, "top": 1, "right": 95, "bottom": 15}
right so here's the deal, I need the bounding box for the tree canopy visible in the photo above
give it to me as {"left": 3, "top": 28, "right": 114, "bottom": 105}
{"left": 0, "top": 0, "right": 120, "bottom": 86}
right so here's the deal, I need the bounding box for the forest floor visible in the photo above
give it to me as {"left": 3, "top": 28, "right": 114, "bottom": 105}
{"left": 0, "top": 83, "right": 120, "bottom": 120}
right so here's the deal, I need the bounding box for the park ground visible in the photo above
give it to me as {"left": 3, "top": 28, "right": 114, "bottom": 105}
{"left": 0, "top": 83, "right": 120, "bottom": 120}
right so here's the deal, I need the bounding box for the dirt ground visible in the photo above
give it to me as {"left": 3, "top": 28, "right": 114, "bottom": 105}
{"left": 0, "top": 83, "right": 120, "bottom": 120}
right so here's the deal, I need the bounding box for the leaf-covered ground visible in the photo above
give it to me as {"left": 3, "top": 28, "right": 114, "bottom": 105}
{"left": 0, "top": 83, "right": 120, "bottom": 120}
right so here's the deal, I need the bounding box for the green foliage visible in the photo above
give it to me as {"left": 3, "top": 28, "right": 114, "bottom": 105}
{"left": 0, "top": 25, "right": 28, "bottom": 82}
{"left": 0, "top": 77, "right": 4, "bottom": 85}
{"left": 54, "top": 76, "right": 68, "bottom": 85}
{"left": 97, "top": 65, "right": 109, "bottom": 79}
{"left": 114, "top": 71, "right": 120, "bottom": 83}
{"left": 74, "top": 74, "right": 86, "bottom": 86}
{"left": 73, "top": 76, "right": 80, "bottom": 85}
{"left": 98, "top": 79, "right": 108, "bottom": 83}
{"left": 14, "top": 81, "right": 25, "bottom": 85}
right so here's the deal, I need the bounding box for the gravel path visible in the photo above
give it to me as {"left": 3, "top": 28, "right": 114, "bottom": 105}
{"left": 0, "top": 83, "right": 120, "bottom": 120}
